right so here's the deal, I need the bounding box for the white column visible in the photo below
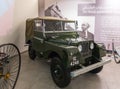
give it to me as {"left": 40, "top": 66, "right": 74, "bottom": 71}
{"left": 38, "top": 0, "right": 45, "bottom": 16}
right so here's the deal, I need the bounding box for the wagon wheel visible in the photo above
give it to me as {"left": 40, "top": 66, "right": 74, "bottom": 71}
{"left": 0, "top": 43, "right": 21, "bottom": 89}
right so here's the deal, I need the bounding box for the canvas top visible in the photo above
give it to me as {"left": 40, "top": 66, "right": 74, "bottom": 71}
{"left": 27, "top": 16, "right": 76, "bottom": 22}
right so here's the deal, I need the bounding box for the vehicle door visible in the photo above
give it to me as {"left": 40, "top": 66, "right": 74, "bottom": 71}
{"left": 33, "top": 19, "right": 45, "bottom": 52}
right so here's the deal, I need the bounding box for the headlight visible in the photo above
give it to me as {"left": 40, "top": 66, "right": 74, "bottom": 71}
{"left": 78, "top": 45, "right": 82, "bottom": 52}
{"left": 90, "top": 42, "right": 94, "bottom": 49}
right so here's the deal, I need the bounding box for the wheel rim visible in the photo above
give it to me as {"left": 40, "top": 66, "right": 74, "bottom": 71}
{"left": 53, "top": 65, "right": 64, "bottom": 81}
{"left": 0, "top": 44, "right": 21, "bottom": 89}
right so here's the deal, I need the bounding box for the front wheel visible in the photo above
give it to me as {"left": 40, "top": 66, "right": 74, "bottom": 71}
{"left": 51, "top": 57, "right": 71, "bottom": 88}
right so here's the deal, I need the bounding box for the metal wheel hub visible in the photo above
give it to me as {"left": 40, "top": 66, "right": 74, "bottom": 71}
{"left": 54, "top": 65, "right": 64, "bottom": 80}
{"left": 4, "top": 73, "right": 10, "bottom": 80}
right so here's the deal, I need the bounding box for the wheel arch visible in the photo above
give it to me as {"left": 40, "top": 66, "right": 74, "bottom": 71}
{"left": 48, "top": 51, "right": 61, "bottom": 59}
{"left": 48, "top": 50, "right": 69, "bottom": 67}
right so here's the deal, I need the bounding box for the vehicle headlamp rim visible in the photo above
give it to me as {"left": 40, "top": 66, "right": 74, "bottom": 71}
{"left": 78, "top": 44, "right": 82, "bottom": 52}
{"left": 90, "top": 42, "right": 94, "bottom": 49}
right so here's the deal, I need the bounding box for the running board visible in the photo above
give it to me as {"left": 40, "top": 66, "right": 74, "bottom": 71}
{"left": 71, "top": 59, "right": 111, "bottom": 78}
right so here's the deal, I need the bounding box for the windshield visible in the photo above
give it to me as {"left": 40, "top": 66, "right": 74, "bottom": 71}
{"left": 63, "top": 22, "right": 75, "bottom": 31}
{"left": 44, "top": 20, "right": 76, "bottom": 31}
{"left": 43, "top": 20, "right": 88, "bottom": 41}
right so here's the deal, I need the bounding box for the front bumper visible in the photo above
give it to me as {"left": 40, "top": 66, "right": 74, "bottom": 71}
{"left": 71, "top": 59, "right": 111, "bottom": 78}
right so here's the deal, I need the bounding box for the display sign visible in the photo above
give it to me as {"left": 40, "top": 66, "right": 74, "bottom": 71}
{"left": 78, "top": 0, "right": 120, "bottom": 50}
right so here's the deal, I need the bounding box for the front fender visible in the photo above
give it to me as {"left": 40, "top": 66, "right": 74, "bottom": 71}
{"left": 97, "top": 43, "right": 106, "bottom": 57}
{"left": 93, "top": 43, "right": 106, "bottom": 59}
{"left": 43, "top": 42, "right": 69, "bottom": 66}
{"left": 45, "top": 49, "right": 69, "bottom": 67}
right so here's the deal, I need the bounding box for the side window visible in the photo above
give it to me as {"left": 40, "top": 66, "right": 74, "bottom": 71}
{"left": 34, "top": 20, "right": 43, "bottom": 31}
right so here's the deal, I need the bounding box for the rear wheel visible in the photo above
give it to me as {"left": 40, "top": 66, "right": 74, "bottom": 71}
{"left": 90, "top": 66, "right": 103, "bottom": 73}
{"left": 51, "top": 57, "right": 71, "bottom": 88}
{"left": 28, "top": 45, "right": 36, "bottom": 60}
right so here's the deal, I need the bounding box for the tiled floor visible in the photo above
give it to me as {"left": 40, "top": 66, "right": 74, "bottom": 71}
{"left": 15, "top": 52, "right": 120, "bottom": 89}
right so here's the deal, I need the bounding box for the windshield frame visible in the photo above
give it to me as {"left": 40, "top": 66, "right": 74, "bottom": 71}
{"left": 44, "top": 20, "right": 77, "bottom": 33}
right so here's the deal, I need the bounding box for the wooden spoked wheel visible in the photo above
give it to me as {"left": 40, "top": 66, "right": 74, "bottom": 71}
{"left": 0, "top": 43, "right": 21, "bottom": 89}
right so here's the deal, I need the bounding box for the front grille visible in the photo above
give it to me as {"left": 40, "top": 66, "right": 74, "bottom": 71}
{"left": 78, "top": 41, "right": 92, "bottom": 58}
{"left": 82, "top": 42, "right": 89, "bottom": 53}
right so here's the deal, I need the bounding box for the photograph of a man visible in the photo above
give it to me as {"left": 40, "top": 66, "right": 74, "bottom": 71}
{"left": 79, "top": 23, "right": 94, "bottom": 40}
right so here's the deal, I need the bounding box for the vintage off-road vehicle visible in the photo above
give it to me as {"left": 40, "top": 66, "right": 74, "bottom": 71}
{"left": 25, "top": 17, "right": 111, "bottom": 88}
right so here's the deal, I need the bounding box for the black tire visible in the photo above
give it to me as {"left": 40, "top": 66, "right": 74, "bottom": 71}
{"left": 28, "top": 45, "right": 36, "bottom": 60}
{"left": 0, "top": 43, "right": 21, "bottom": 89}
{"left": 90, "top": 66, "right": 103, "bottom": 74}
{"left": 90, "top": 58, "right": 103, "bottom": 74}
{"left": 50, "top": 57, "right": 71, "bottom": 88}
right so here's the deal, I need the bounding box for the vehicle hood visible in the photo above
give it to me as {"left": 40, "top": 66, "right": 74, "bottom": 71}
{"left": 47, "top": 37, "right": 88, "bottom": 46}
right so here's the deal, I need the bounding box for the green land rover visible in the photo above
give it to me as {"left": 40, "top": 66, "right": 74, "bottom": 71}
{"left": 25, "top": 17, "right": 111, "bottom": 88}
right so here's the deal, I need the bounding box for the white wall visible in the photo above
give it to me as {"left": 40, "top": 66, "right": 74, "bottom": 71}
{"left": 38, "top": 0, "right": 45, "bottom": 16}
{"left": 13, "top": 0, "right": 38, "bottom": 52}
{"left": 0, "top": 0, "right": 38, "bottom": 52}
